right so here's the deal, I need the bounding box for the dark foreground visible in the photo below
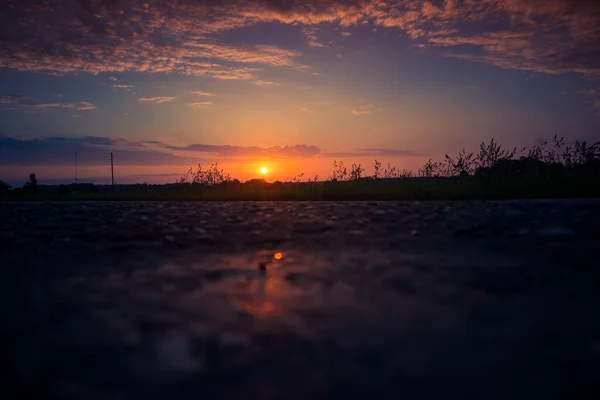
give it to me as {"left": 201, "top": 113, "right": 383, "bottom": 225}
{"left": 2, "top": 201, "right": 600, "bottom": 399}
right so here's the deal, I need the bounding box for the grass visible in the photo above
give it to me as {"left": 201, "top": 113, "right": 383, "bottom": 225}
{"left": 4, "top": 174, "right": 599, "bottom": 202}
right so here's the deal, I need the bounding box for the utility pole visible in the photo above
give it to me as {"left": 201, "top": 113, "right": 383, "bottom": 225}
{"left": 110, "top": 152, "right": 115, "bottom": 193}
{"left": 75, "top": 151, "right": 78, "bottom": 184}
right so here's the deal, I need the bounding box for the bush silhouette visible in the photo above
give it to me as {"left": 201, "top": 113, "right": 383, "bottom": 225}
{"left": 0, "top": 180, "right": 10, "bottom": 198}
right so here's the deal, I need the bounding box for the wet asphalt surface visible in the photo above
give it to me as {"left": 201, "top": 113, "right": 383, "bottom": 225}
{"left": 2, "top": 200, "right": 600, "bottom": 399}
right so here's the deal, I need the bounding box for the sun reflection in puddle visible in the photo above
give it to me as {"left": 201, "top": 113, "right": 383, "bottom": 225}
{"left": 215, "top": 250, "right": 289, "bottom": 318}
{"left": 237, "top": 273, "right": 279, "bottom": 316}
{"left": 198, "top": 249, "right": 329, "bottom": 322}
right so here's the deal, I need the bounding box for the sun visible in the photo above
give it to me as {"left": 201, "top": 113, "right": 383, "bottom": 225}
{"left": 260, "top": 167, "right": 268, "bottom": 175}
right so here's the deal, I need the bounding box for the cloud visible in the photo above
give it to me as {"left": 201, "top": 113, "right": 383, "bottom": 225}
{"left": 325, "top": 148, "right": 422, "bottom": 158}
{"left": 188, "top": 102, "right": 214, "bottom": 108}
{"left": 0, "top": 135, "right": 324, "bottom": 166}
{"left": 0, "top": 95, "right": 96, "bottom": 111}
{"left": 156, "top": 143, "right": 321, "bottom": 158}
{"left": 352, "top": 104, "right": 374, "bottom": 115}
{"left": 112, "top": 84, "right": 133, "bottom": 90}
{"left": 0, "top": 1, "right": 307, "bottom": 79}
{"left": 1, "top": 0, "right": 599, "bottom": 85}
{"left": 138, "top": 97, "right": 176, "bottom": 104}
{"left": 341, "top": 31, "right": 352, "bottom": 37}
{"left": 303, "top": 26, "right": 326, "bottom": 47}
{"left": 68, "top": 102, "right": 96, "bottom": 111}
{"left": 254, "top": 80, "right": 280, "bottom": 86}
{"left": 192, "top": 91, "right": 216, "bottom": 97}
{"left": 0, "top": 135, "right": 198, "bottom": 166}
{"left": 47, "top": 136, "right": 119, "bottom": 146}
{"left": 403, "top": 1, "right": 600, "bottom": 78}
{"left": 184, "top": 43, "right": 300, "bottom": 68}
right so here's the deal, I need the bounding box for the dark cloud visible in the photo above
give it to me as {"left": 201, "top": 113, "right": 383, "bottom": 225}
{"left": 159, "top": 143, "right": 321, "bottom": 158}
{"left": 0, "top": 136, "right": 197, "bottom": 166}
{"left": 0, "top": 135, "right": 323, "bottom": 166}
{"left": 47, "top": 136, "right": 119, "bottom": 146}
{"left": 0, "top": 95, "right": 97, "bottom": 111}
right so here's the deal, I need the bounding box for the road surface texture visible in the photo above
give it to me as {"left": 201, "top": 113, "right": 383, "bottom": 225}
{"left": 2, "top": 200, "right": 600, "bottom": 399}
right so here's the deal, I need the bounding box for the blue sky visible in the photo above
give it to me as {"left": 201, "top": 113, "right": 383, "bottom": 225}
{"left": 1, "top": 0, "right": 599, "bottom": 184}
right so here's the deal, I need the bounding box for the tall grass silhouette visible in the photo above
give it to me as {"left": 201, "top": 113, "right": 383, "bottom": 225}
{"left": 4, "top": 137, "right": 599, "bottom": 201}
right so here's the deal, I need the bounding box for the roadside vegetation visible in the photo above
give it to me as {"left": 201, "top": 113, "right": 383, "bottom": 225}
{"left": 2, "top": 137, "right": 599, "bottom": 201}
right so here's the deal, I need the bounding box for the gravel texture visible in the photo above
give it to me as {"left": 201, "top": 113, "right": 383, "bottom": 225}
{"left": 2, "top": 200, "right": 600, "bottom": 399}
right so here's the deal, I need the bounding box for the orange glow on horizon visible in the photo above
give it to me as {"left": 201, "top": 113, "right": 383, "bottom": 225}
{"left": 20, "top": 155, "right": 428, "bottom": 185}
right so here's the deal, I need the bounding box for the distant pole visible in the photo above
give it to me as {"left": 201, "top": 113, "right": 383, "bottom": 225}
{"left": 75, "top": 151, "right": 78, "bottom": 184}
{"left": 110, "top": 152, "right": 115, "bottom": 193}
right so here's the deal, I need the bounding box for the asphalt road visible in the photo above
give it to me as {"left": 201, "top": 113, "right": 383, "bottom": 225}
{"left": 2, "top": 200, "right": 600, "bottom": 399}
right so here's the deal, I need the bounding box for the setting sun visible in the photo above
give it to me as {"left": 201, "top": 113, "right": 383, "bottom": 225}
{"left": 261, "top": 167, "right": 268, "bottom": 175}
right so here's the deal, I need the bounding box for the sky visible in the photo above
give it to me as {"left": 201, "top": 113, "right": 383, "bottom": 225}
{"left": 1, "top": 0, "right": 600, "bottom": 185}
